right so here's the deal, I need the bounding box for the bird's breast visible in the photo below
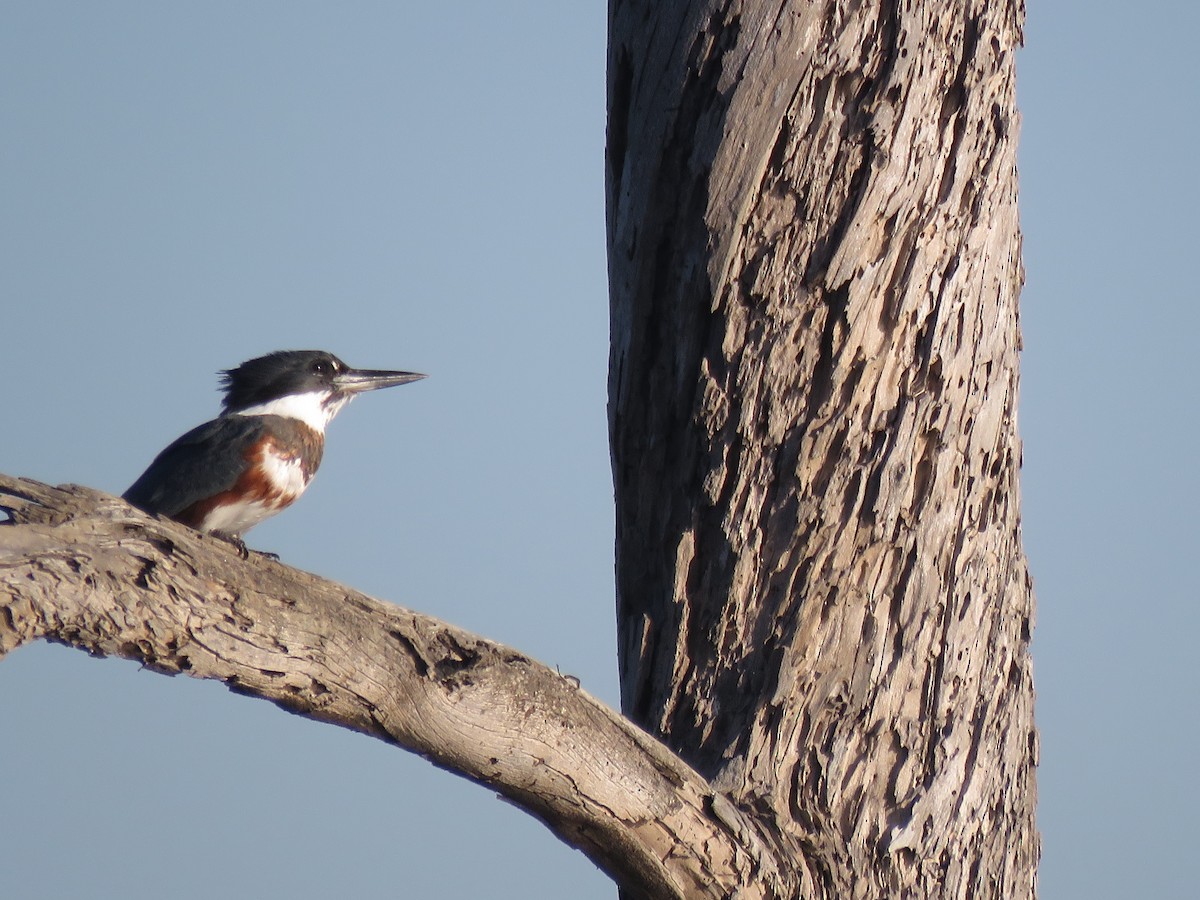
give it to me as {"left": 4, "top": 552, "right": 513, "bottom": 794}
{"left": 188, "top": 420, "right": 324, "bottom": 536}
{"left": 249, "top": 424, "right": 324, "bottom": 505}
{"left": 258, "top": 441, "right": 313, "bottom": 498}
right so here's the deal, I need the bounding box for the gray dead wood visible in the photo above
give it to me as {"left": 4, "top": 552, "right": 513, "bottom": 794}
{"left": 3, "top": 1, "right": 1039, "bottom": 896}
{"left": 608, "top": 1, "right": 1038, "bottom": 898}
{"left": 0, "top": 475, "right": 789, "bottom": 900}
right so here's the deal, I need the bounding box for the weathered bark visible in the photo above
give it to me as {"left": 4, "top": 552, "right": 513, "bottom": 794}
{"left": 0, "top": 475, "right": 783, "bottom": 900}
{"left": 608, "top": 1, "right": 1037, "bottom": 898}
{"left": 5, "top": 2, "right": 1036, "bottom": 896}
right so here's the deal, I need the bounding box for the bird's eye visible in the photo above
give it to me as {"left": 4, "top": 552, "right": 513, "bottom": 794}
{"left": 312, "top": 360, "right": 329, "bottom": 375}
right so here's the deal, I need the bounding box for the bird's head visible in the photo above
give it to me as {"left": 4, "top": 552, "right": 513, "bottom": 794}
{"left": 221, "top": 350, "right": 424, "bottom": 432}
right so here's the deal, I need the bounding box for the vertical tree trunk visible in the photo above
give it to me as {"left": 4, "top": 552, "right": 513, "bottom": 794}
{"left": 607, "top": 1, "right": 1037, "bottom": 897}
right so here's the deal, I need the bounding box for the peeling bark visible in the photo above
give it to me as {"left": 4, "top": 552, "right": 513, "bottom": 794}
{"left": 4, "top": 2, "right": 1037, "bottom": 896}
{"left": 0, "top": 476, "right": 787, "bottom": 900}
{"left": 608, "top": 1, "right": 1037, "bottom": 898}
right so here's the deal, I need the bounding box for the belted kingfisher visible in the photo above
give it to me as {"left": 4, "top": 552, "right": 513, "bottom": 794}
{"left": 123, "top": 349, "right": 424, "bottom": 546}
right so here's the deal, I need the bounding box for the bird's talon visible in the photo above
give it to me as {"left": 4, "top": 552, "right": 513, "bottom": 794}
{"left": 212, "top": 531, "right": 249, "bottom": 558}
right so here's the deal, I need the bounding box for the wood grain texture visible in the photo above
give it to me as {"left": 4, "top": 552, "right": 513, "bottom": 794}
{"left": 0, "top": 475, "right": 791, "bottom": 900}
{"left": 3, "top": 2, "right": 1038, "bottom": 893}
{"left": 608, "top": 1, "right": 1037, "bottom": 897}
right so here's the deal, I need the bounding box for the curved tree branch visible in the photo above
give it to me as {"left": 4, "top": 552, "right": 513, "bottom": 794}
{"left": 0, "top": 473, "right": 799, "bottom": 900}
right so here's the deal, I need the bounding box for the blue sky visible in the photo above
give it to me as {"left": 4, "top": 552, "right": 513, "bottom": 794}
{"left": 2, "top": 3, "right": 1196, "bottom": 898}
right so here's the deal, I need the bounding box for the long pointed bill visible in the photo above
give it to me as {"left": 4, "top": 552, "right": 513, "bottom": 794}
{"left": 333, "top": 368, "right": 426, "bottom": 393}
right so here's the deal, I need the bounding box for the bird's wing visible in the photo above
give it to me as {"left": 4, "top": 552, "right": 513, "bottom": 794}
{"left": 122, "top": 415, "right": 267, "bottom": 518}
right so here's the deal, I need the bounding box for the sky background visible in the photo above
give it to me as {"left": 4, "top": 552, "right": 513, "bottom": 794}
{"left": 1, "top": 3, "right": 1195, "bottom": 898}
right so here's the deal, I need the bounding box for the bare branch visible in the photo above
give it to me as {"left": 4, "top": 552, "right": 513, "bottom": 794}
{"left": 0, "top": 473, "right": 797, "bottom": 900}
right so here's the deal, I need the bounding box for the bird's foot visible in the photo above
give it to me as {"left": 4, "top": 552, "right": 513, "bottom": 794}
{"left": 212, "top": 531, "right": 250, "bottom": 559}
{"left": 210, "top": 532, "right": 279, "bottom": 561}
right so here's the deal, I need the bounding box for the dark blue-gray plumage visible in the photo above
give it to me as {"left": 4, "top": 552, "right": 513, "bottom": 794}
{"left": 123, "top": 350, "right": 423, "bottom": 541}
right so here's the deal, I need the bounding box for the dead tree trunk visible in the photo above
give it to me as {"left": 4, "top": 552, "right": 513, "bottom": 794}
{"left": 607, "top": 1, "right": 1038, "bottom": 898}
{"left": 2, "top": 2, "right": 1037, "bottom": 897}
